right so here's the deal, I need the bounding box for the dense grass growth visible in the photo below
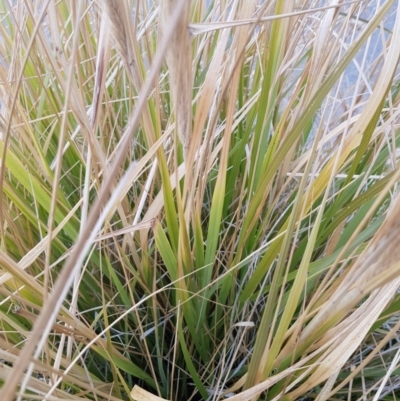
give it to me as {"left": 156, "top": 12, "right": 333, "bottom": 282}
{"left": 0, "top": 1, "right": 400, "bottom": 400}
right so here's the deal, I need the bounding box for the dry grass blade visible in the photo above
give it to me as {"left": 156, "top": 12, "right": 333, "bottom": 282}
{"left": 189, "top": 0, "right": 364, "bottom": 34}
{"left": 131, "top": 385, "right": 169, "bottom": 401}
{"left": 288, "top": 279, "right": 400, "bottom": 398}
{"left": 159, "top": 0, "right": 192, "bottom": 157}
{"left": 94, "top": 219, "right": 155, "bottom": 241}
{"left": 103, "top": 0, "right": 138, "bottom": 85}
{"left": 299, "top": 184, "right": 400, "bottom": 351}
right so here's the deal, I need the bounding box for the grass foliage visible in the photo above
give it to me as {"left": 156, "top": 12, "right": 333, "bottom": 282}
{"left": 0, "top": 0, "right": 400, "bottom": 400}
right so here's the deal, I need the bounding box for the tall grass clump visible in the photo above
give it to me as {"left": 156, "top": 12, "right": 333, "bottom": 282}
{"left": 0, "top": 0, "right": 400, "bottom": 400}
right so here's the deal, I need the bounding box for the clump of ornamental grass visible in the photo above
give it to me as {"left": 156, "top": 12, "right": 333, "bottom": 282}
{"left": 0, "top": 1, "right": 400, "bottom": 400}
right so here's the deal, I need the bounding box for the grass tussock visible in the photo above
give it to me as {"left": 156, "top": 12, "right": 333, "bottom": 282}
{"left": 0, "top": 1, "right": 399, "bottom": 400}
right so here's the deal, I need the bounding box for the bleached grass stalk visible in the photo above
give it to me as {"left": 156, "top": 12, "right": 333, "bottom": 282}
{"left": 288, "top": 172, "right": 386, "bottom": 180}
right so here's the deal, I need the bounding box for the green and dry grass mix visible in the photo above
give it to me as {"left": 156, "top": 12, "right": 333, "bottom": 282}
{"left": 0, "top": 0, "right": 400, "bottom": 400}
